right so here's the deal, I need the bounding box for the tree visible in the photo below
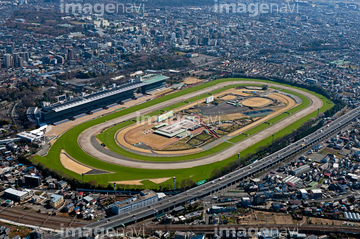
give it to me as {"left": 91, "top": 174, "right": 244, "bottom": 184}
{"left": 211, "top": 168, "right": 221, "bottom": 178}
{"left": 88, "top": 180, "right": 98, "bottom": 188}
{"left": 180, "top": 179, "right": 194, "bottom": 189}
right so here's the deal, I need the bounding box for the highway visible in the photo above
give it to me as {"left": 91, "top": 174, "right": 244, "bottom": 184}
{"left": 57, "top": 106, "right": 360, "bottom": 238}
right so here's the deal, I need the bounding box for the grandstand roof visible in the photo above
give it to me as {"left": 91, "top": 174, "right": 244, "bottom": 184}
{"left": 141, "top": 74, "right": 169, "bottom": 84}
{"left": 48, "top": 82, "right": 146, "bottom": 113}
{"left": 42, "top": 74, "right": 168, "bottom": 114}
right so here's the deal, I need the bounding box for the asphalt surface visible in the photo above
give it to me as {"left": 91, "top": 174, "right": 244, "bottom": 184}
{"left": 77, "top": 81, "right": 323, "bottom": 169}
{"left": 55, "top": 106, "right": 360, "bottom": 238}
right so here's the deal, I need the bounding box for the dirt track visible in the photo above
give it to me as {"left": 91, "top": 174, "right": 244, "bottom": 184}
{"left": 241, "top": 97, "right": 272, "bottom": 107}
{"left": 77, "top": 81, "right": 322, "bottom": 169}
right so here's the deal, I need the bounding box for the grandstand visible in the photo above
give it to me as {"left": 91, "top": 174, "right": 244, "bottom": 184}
{"left": 26, "top": 107, "right": 41, "bottom": 125}
{"left": 28, "top": 74, "right": 168, "bottom": 125}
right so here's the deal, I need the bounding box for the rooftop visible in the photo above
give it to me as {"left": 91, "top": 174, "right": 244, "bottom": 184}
{"left": 141, "top": 74, "right": 169, "bottom": 84}
{"left": 51, "top": 194, "right": 63, "bottom": 203}
{"left": 4, "top": 188, "right": 28, "bottom": 197}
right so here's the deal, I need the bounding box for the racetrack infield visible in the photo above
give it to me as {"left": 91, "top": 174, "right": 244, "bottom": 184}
{"left": 114, "top": 91, "right": 294, "bottom": 155}
{"left": 79, "top": 81, "right": 321, "bottom": 169}
{"left": 31, "top": 78, "right": 333, "bottom": 188}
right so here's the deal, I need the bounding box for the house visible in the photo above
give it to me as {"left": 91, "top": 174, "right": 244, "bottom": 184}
{"left": 310, "top": 189, "right": 323, "bottom": 199}
{"left": 299, "top": 189, "right": 308, "bottom": 199}
{"left": 83, "top": 196, "right": 95, "bottom": 205}
{"left": 74, "top": 206, "right": 81, "bottom": 213}
{"left": 253, "top": 193, "right": 266, "bottom": 205}
{"left": 63, "top": 203, "right": 75, "bottom": 213}
{"left": 50, "top": 194, "right": 64, "bottom": 209}
{"left": 57, "top": 180, "right": 68, "bottom": 189}
{"left": 241, "top": 197, "right": 251, "bottom": 207}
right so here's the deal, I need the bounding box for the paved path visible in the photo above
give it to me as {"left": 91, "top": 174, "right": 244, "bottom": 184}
{"left": 78, "top": 81, "right": 323, "bottom": 169}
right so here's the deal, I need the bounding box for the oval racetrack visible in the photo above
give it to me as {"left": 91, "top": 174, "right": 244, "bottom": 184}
{"left": 78, "top": 81, "right": 323, "bottom": 169}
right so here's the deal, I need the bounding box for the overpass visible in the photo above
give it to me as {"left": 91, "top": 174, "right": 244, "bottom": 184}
{"left": 56, "top": 106, "right": 360, "bottom": 238}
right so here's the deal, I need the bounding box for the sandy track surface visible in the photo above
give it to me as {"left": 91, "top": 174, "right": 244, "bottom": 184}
{"left": 60, "top": 149, "right": 92, "bottom": 174}
{"left": 78, "top": 81, "right": 322, "bottom": 169}
{"left": 109, "top": 177, "right": 171, "bottom": 185}
{"left": 241, "top": 97, "right": 272, "bottom": 107}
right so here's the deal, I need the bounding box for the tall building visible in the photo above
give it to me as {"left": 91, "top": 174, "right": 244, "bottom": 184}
{"left": 109, "top": 47, "right": 116, "bottom": 54}
{"left": 203, "top": 37, "right": 209, "bottom": 46}
{"left": 18, "top": 57, "right": 24, "bottom": 67}
{"left": 138, "top": 36, "right": 147, "bottom": 46}
{"left": 55, "top": 55, "right": 65, "bottom": 64}
{"left": 89, "top": 41, "right": 99, "bottom": 49}
{"left": 67, "top": 49, "right": 75, "bottom": 60}
{"left": 13, "top": 53, "right": 20, "bottom": 67}
{"left": 84, "top": 51, "right": 93, "bottom": 58}
{"left": 4, "top": 54, "right": 11, "bottom": 68}
{"left": 155, "top": 35, "right": 165, "bottom": 44}
{"left": 20, "top": 52, "right": 29, "bottom": 62}
{"left": 6, "top": 45, "right": 13, "bottom": 54}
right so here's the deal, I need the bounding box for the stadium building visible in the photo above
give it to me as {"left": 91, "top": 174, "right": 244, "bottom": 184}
{"left": 27, "top": 74, "right": 168, "bottom": 125}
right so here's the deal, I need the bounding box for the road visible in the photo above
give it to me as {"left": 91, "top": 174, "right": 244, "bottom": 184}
{"left": 78, "top": 80, "right": 323, "bottom": 169}
{"left": 56, "top": 106, "right": 360, "bottom": 238}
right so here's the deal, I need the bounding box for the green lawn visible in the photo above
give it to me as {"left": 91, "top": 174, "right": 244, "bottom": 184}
{"left": 31, "top": 78, "right": 333, "bottom": 189}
